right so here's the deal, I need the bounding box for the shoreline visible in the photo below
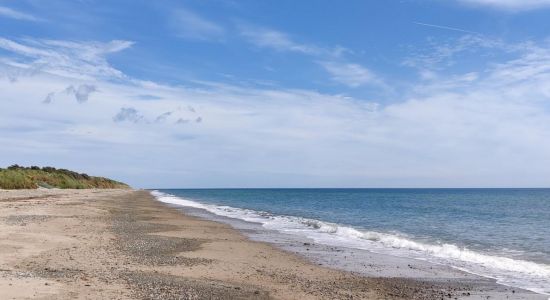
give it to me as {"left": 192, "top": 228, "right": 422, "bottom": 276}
{"left": 0, "top": 189, "right": 544, "bottom": 299}
{"left": 153, "top": 189, "right": 550, "bottom": 296}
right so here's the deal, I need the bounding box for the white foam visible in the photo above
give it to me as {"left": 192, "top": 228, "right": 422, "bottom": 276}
{"left": 151, "top": 190, "right": 550, "bottom": 295}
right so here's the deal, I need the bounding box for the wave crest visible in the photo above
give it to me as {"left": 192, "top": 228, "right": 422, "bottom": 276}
{"left": 151, "top": 190, "right": 550, "bottom": 295}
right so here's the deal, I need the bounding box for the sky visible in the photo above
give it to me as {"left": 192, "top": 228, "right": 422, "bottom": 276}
{"left": 1, "top": 0, "right": 550, "bottom": 188}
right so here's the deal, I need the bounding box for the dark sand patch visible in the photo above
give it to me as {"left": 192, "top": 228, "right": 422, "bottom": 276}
{"left": 4, "top": 214, "right": 54, "bottom": 226}
{"left": 123, "top": 271, "right": 271, "bottom": 300}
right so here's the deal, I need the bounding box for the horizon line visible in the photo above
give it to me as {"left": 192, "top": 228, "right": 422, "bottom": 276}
{"left": 143, "top": 187, "right": 550, "bottom": 190}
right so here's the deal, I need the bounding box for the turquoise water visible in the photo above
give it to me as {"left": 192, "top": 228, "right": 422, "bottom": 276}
{"left": 152, "top": 188, "right": 550, "bottom": 294}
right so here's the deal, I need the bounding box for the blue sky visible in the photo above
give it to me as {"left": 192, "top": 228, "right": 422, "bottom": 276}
{"left": 1, "top": 0, "right": 550, "bottom": 188}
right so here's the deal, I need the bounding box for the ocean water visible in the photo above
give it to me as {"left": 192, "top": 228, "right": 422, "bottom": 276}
{"left": 151, "top": 188, "right": 550, "bottom": 295}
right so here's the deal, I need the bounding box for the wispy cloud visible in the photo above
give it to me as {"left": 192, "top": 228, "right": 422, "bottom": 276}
{"left": 319, "top": 62, "right": 380, "bottom": 88}
{"left": 3, "top": 33, "right": 550, "bottom": 187}
{"left": 0, "top": 5, "right": 40, "bottom": 21}
{"left": 457, "top": 0, "right": 550, "bottom": 11}
{"left": 403, "top": 35, "right": 510, "bottom": 72}
{"left": 240, "top": 26, "right": 322, "bottom": 55}
{"left": 239, "top": 24, "right": 379, "bottom": 88}
{"left": 0, "top": 38, "right": 133, "bottom": 80}
{"left": 134, "top": 94, "right": 163, "bottom": 101}
{"left": 171, "top": 8, "right": 225, "bottom": 41}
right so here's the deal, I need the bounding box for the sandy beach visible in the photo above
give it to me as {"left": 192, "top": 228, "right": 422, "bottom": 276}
{"left": 0, "top": 189, "right": 544, "bottom": 299}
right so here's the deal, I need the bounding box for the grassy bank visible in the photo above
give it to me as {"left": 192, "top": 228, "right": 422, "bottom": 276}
{"left": 0, "top": 165, "right": 129, "bottom": 189}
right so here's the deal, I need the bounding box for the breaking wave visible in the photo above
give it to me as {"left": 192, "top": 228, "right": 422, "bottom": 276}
{"left": 151, "top": 190, "right": 550, "bottom": 295}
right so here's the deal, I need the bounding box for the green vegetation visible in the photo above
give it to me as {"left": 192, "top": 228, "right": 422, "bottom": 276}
{"left": 0, "top": 165, "right": 129, "bottom": 189}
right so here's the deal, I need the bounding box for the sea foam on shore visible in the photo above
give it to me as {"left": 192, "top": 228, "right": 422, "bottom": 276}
{"left": 152, "top": 190, "right": 550, "bottom": 295}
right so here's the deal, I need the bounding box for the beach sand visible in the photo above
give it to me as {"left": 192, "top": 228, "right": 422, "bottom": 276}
{"left": 0, "top": 189, "right": 545, "bottom": 299}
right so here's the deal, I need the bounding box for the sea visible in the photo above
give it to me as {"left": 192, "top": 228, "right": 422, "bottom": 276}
{"left": 151, "top": 188, "right": 550, "bottom": 295}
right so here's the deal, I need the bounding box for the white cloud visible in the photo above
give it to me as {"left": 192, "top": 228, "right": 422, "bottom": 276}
{"left": 404, "top": 35, "right": 505, "bottom": 70}
{"left": 0, "top": 38, "right": 133, "bottom": 80}
{"left": 0, "top": 6, "right": 39, "bottom": 21}
{"left": 402, "top": 35, "right": 528, "bottom": 84}
{"left": 458, "top": 0, "right": 550, "bottom": 10}
{"left": 239, "top": 24, "right": 352, "bottom": 58}
{"left": 2, "top": 36, "right": 550, "bottom": 188}
{"left": 240, "top": 26, "right": 322, "bottom": 55}
{"left": 240, "top": 25, "right": 378, "bottom": 88}
{"left": 171, "top": 8, "right": 225, "bottom": 41}
{"left": 319, "top": 61, "right": 379, "bottom": 88}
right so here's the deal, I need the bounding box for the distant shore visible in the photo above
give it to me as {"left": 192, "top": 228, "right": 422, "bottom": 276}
{"left": 0, "top": 189, "right": 544, "bottom": 299}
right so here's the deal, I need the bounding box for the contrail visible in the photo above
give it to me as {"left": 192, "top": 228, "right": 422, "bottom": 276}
{"left": 413, "top": 22, "right": 481, "bottom": 35}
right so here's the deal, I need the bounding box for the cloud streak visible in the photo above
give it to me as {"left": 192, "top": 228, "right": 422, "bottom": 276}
{"left": 240, "top": 24, "right": 379, "bottom": 88}
{"left": 171, "top": 8, "right": 225, "bottom": 41}
{"left": 0, "top": 6, "right": 40, "bottom": 21}
{"left": 403, "top": 35, "right": 511, "bottom": 72}
{"left": 2, "top": 32, "right": 550, "bottom": 187}
{"left": 319, "top": 62, "right": 380, "bottom": 88}
{"left": 240, "top": 26, "right": 323, "bottom": 55}
{"left": 0, "top": 38, "right": 133, "bottom": 80}
{"left": 457, "top": 0, "right": 550, "bottom": 11}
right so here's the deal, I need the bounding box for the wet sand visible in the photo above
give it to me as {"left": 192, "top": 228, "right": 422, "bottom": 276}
{"left": 0, "top": 189, "right": 544, "bottom": 299}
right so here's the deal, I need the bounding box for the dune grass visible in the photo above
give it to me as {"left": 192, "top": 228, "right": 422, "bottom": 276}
{"left": 0, "top": 165, "right": 129, "bottom": 190}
